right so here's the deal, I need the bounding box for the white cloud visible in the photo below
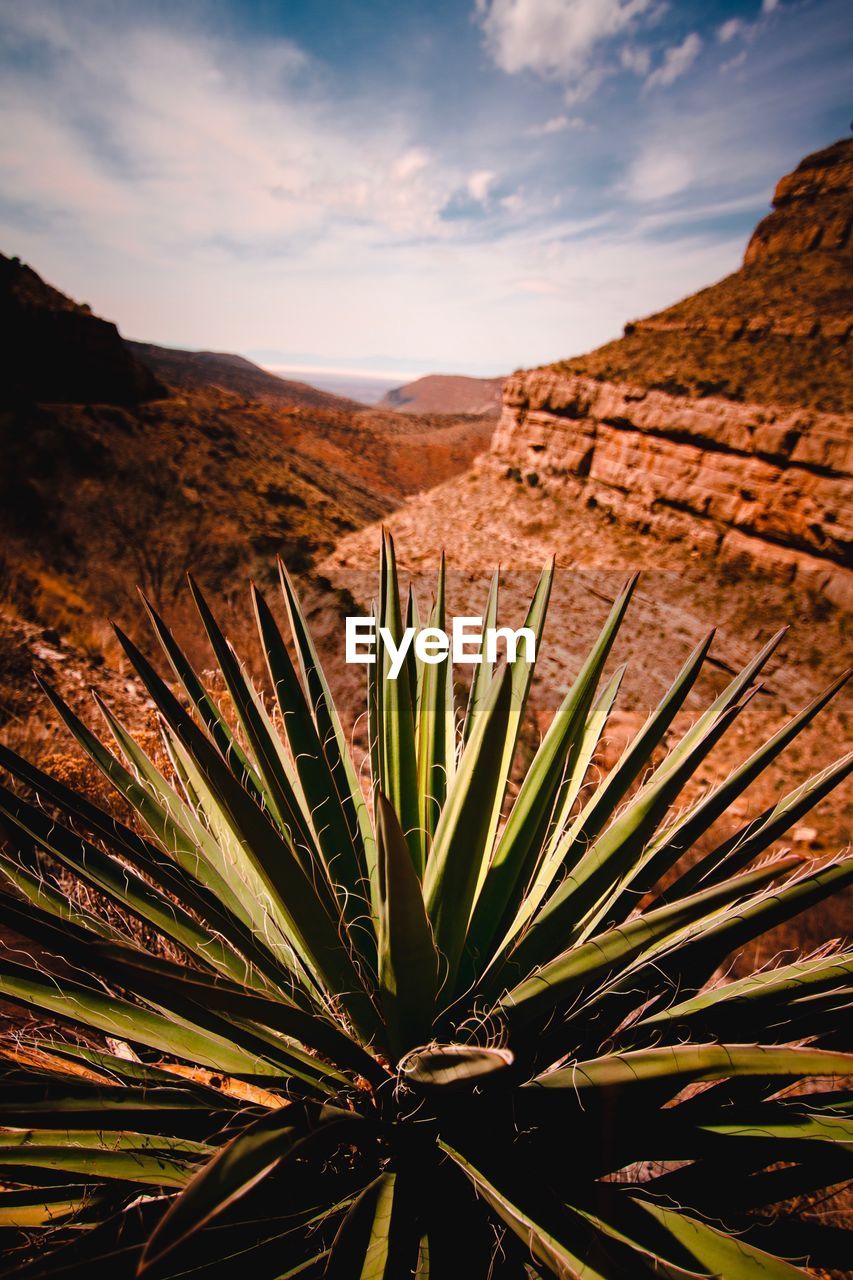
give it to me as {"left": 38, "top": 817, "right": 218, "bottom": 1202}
{"left": 633, "top": 187, "right": 770, "bottom": 234}
{"left": 500, "top": 191, "right": 525, "bottom": 212}
{"left": 0, "top": 7, "right": 465, "bottom": 259}
{"left": 527, "top": 113, "right": 585, "bottom": 135}
{"left": 467, "top": 169, "right": 497, "bottom": 201}
{"left": 621, "top": 44, "right": 651, "bottom": 75}
{"left": 394, "top": 148, "right": 432, "bottom": 181}
{"left": 717, "top": 18, "right": 746, "bottom": 44}
{"left": 476, "top": 0, "right": 653, "bottom": 84}
{"left": 563, "top": 64, "right": 611, "bottom": 105}
{"left": 762, "top": 0, "right": 780, "bottom": 13}
{"left": 624, "top": 149, "right": 694, "bottom": 201}
{"left": 722, "top": 49, "right": 748, "bottom": 73}
{"left": 645, "top": 32, "right": 702, "bottom": 90}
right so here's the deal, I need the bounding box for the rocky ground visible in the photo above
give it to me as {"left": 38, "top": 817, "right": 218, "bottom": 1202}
{"left": 322, "top": 460, "right": 850, "bottom": 887}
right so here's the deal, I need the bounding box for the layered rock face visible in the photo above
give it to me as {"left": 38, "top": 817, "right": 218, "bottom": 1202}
{"left": 493, "top": 372, "right": 850, "bottom": 602}
{"left": 491, "top": 139, "right": 852, "bottom": 607}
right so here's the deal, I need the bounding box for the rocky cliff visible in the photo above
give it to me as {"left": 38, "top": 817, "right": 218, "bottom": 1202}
{"left": 553, "top": 138, "right": 852, "bottom": 412}
{"left": 491, "top": 138, "right": 852, "bottom": 607}
{"left": 744, "top": 137, "right": 852, "bottom": 266}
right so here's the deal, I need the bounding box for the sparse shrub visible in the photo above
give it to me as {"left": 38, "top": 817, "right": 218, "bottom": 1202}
{"left": 0, "top": 536, "right": 850, "bottom": 1278}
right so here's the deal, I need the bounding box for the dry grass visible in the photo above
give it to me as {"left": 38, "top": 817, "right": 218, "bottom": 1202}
{"left": 551, "top": 252, "right": 853, "bottom": 412}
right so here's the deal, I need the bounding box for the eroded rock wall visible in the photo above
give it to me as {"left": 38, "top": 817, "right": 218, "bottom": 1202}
{"left": 491, "top": 369, "right": 853, "bottom": 608}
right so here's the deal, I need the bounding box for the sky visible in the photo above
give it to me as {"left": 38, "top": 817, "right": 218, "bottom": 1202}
{"left": 1, "top": 0, "right": 850, "bottom": 378}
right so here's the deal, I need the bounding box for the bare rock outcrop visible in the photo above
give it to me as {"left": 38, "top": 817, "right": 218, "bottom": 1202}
{"left": 745, "top": 137, "right": 853, "bottom": 265}
{"left": 491, "top": 370, "right": 851, "bottom": 606}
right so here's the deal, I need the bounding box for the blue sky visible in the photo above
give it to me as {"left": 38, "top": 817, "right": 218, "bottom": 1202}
{"left": 1, "top": 0, "right": 850, "bottom": 376}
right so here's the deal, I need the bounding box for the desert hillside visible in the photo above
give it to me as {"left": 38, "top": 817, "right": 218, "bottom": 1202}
{"left": 560, "top": 137, "right": 852, "bottom": 412}
{"left": 1, "top": 252, "right": 164, "bottom": 406}
{"left": 379, "top": 373, "right": 505, "bottom": 415}
{"left": 0, "top": 256, "right": 493, "bottom": 736}
{"left": 128, "top": 340, "right": 366, "bottom": 413}
{"left": 484, "top": 137, "right": 852, "bottom": 611}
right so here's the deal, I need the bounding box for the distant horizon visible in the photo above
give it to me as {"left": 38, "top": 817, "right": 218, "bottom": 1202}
{"left": 123, "top": 335, "right": 506, "bottom": 393}
{"left": 258, "top": 361, "right": 505, "bottom": 382}
{"left": 124, "top": 329, "right": 507, "bottom": 385}
{"left": 2, "top": 2, "right": 849, "bottom": 370}
{"left": 119, "top": 322, "right": 506, "bottom": 381}
{"left": 265, "top": 362, "right": 433, "bottom": 384}
{"left": 125, "top": 340, "right": 477, "bottom": 383}
{"left": 260, "top": 361, "right": 507, "bottom": 406}
{"left": 262, "top": 363, "right": 421, "bottom": 405}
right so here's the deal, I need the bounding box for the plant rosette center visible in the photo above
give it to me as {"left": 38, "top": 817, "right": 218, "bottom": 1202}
{"left": 384, "top": 1043, "right": 517, "bottom": 1123}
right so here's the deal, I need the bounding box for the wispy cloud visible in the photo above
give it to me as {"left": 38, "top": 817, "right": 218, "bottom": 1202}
{"left": 623, "top": 148, "right": 695, "bottom": 201}
{"left": 645, "top": 32, "right": 703, "bottom": 90}
{"left": 526, "top": 113, "right": 586, "bottom": 136}
{"left": 722, "top": 49, "right": 749, "bottom": 73}
{"left": 718, "top": 18, "right": 748, "bottom": 44}
{"left": 621, "top": 44, "right": 651, "bottom": 76}
{"left": 0, "top": 8, "right": 460, "bottom": 252}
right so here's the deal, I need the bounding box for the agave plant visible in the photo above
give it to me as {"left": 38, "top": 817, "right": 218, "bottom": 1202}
{"left": 0, "top": 535, "right": 850, "bottom": 1279}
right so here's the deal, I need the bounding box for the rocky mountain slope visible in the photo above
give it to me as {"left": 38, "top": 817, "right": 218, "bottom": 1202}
{"left": 0, "top": 257, "right": 493, "bottom": 684}
{"left": 379, "top": 373, "right": 505, "bottom": 415}
{"left": 322, "top": 137, "right": 852, "bottom": 863}
{"left": 1, "top": 252, "right": 164, "bottom": 406}
{"left": 559, "top": 138, "right": 852, "bottom": 412}
{"left": 327, "top": 138, "right": 851, "bottom": 591}
{"left": 493, "top": 367, "right": 850, "bottom": 606}
{"left": 128, "top": 341, "right": 365, "bottom": 412}
{"left": 494, "top": 137, "right": 852, "bottom": 609}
